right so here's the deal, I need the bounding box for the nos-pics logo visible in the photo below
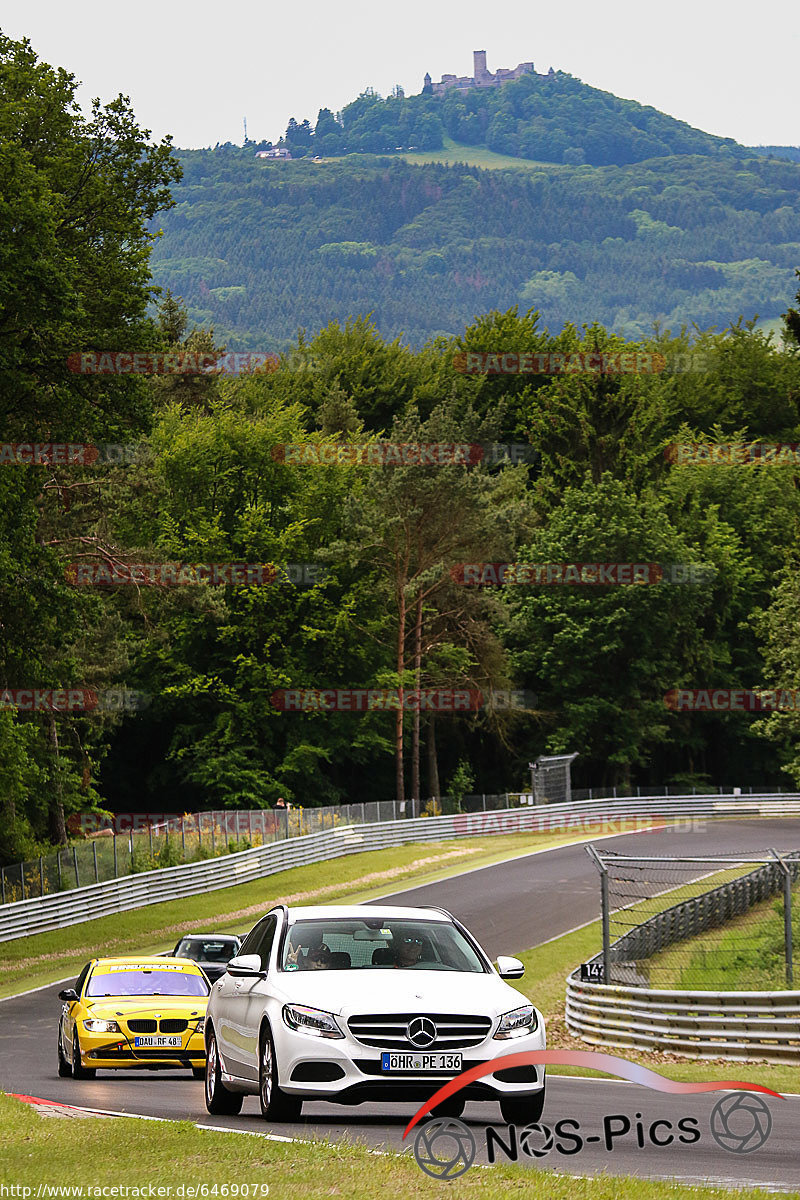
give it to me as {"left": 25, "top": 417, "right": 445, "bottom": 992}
{"left": 405, "top": 1051, "right": 781, "bottom": 1180}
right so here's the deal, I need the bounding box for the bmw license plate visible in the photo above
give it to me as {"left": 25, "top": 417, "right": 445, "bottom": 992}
{"left": 381, "top": 1052, "right": 462, "bottom": 1071}
{"left": 134, "top": 1035, "right": 182, "bottom": 1047}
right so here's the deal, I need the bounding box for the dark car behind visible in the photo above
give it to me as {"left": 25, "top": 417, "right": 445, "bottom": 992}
{"left": 166, "top": 934, "right": 242, "bottom": 983}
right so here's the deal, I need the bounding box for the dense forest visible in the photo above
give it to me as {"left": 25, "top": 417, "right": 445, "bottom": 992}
{"left": 5, "top": 31, "right": 800, "bottom": 866}
{"left": 150, "top": 149, "right": 800, "bottom": 348}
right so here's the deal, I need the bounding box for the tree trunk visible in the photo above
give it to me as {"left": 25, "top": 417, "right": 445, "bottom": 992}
{"left": 426, "top": 712, "right": 440, "bottom": 803}
{"left": 410, "top": 591, "right": 423, "bottom": 810}
{"left": 48, "top": 713, "right": 68, "bottom": 846}
{"left": 395, "top": 583, "right": 407, "bottom": 811}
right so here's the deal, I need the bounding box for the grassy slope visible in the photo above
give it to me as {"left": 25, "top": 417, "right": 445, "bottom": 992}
{"left": 391, "top": 135, "right": 566, "bottom": 171}
{"left": 1, "top": 1094, "right": 791, "bottom": 1199}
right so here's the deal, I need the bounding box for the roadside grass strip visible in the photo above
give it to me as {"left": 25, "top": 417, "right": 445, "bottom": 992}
{"left": 643, "top": 882, "right": 800, "bottom": 991}
{"left": 1, "top": 1093, "right": 791, "bottom": 1199}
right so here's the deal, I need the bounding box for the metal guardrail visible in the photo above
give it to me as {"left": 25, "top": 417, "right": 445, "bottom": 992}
{"left": 566, "top": 976, "right": 800, "bottom": 1064}
{"left": 3, "top": 792, "right": 800, "bottom": 944}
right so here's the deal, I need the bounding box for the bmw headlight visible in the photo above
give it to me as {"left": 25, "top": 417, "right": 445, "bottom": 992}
{"left": 282, "top": 1004, "right": 344, "bottom": 1039}
{"left": 195, "top": 1017, "right": 205, "bottom": 1034}
{"left": 83, "top": 1019, "right": 121, "bottom": 1033}
{"left": 494, "top": 1006, "right": 537, "bottom": 1039}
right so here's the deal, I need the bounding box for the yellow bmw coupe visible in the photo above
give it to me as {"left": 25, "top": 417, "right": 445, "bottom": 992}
{"left": 57, "top": 956, "right": 209, "bottom": 1078}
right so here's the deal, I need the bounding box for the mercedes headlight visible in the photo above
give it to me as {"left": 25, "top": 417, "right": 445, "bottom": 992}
{"left": 282, "top": 1004, "right": 344, "bottom": 1039}
{"left": 494, "top": 1006, "right": 537, "bottom": 1039}
{"left": 83, "top": 1018, "right": 121, "bottom": 1033}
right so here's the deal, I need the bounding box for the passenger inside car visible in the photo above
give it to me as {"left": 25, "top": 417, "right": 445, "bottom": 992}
{"left": 286, "top": 930, "right": 332, "bottom": 970}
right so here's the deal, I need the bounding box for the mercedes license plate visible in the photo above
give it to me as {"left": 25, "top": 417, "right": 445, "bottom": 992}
{"left": 381, "top": 1052, "right": 462, "bottom": 1071}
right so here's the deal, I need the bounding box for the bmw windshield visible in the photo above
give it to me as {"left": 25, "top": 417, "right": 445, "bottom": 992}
{"left": 281, "top": 917, "right": 488, "bottom": 973}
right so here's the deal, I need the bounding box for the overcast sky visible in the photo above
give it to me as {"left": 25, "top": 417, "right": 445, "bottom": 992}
{"left": 2, "top": 0, "right": 798, "bottom": 149}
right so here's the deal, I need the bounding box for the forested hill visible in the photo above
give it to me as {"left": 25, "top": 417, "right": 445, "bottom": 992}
{"left": 279, "top": 70, "right": 745, "bottom": 168}
{"left": 151, "top": 149, "right": 800, "bottom": 349}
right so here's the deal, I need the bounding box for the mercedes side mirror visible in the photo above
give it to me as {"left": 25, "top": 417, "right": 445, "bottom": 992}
{"left": 58, "top": 988, "right": 79, "bottom": 1002}
{"left": 496, "top": 956, "right": 525, "bottom": 979}
{"left": 226, "top": 954, "right": 264, "bottom": 977}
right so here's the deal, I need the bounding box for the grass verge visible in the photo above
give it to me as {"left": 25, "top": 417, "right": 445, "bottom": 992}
{"left": 1, "top": 1093, "right": 790, "bottom": 1198}
{"left": 394, "top": 135, "right": 566, "bottom": 171}
{"left": 0, "top": 828, "right": 601, "bottom": 1000}
{"left": 642, "top": 883, "right": 800, "bottom": 991}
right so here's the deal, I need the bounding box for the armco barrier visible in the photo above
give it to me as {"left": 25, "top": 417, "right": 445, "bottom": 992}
{"left": 566, "top": 975, "right": 800, "bottom": 1064}
{"left": 2, "top": 793, "right": 800, "bottom": 943}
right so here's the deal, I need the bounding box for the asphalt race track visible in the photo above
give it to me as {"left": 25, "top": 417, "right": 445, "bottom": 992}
{"left": 2, "top": 820, "right": 799, "bottom": 1191}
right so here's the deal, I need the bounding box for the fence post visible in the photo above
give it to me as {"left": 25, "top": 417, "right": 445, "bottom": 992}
{"left": 21, "top": 865, "right": 26, "bottom": 901}
{"left": 585, "top": 844, "right": 610, "bottom": 984}
{"left": 56, "top": 851, "right": 62, "bottom": 890}
{"left": 771, "top": 848, "right": 794, "bottom": 988}
{"left": 113, "top": 834, "right": 118, "bottom": 877}
{"left": 73, "top": 847, "right": 80, "bottom": 888}
{"left": 93, "top": 841, "right": 99, "bottom": 883}
{"left": 211, "top": 815, "right": 216, "bottom": 855}
{"left": 39, "top": 856, "right": 45, "bottom": 897}
{"left": 1, "top": 869, "right": 5, "bottom": 905}
{"left": 148, "top": 823, "right": 153, "bottom": 859}
{"left": 248, "top": 811, "right": 253, "bottom": 842}
{"left": 482, "top": 793, "right": 486, "bottom": 811}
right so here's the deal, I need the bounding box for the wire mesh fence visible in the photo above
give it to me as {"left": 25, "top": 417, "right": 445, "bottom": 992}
{"left": 0, "top": 793, "right": 528, "bottom": 905}
{"left": 589, "top": 846, "right": 800, "bottom": 991}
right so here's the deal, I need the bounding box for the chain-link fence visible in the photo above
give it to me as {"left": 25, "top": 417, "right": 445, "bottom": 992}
{"left": 1, "top": 793, "right": 533, "bottom": 905}
{"left": 588, "top": 846, "right": 800, "bottom": 991}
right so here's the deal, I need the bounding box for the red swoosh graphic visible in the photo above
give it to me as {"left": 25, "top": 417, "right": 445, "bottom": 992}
{"left": 402, "top": 1049, "right": 784, "bottom": 1138}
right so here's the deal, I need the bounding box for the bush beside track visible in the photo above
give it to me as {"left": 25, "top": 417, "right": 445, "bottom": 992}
{"left": 1, "top": 1093, "right": 788, "bottom": 1200}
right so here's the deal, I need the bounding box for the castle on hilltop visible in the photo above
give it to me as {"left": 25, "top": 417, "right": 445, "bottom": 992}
{"left": 423, "top": 50, "right": 554, "bottom": 95}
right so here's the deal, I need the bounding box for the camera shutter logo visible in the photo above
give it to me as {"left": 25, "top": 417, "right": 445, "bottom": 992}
{"left": 407, "top": 1017, "right": 437, "bottom": 1048}
{"left": 520, "top": 1122, "right": 555, "bottom": 1158}
{"left": 709, "top": 1094, "right": 772, "bottom": 1154}
{"left": 413, "top": 1117, "right": 476, "bottom": 1179}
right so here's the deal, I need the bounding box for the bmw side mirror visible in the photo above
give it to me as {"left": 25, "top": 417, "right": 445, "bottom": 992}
{"left": 226, "top": 953, "right": 264, "bottom": 977}
{"left": 496, "top": 956, "right": 524, "bottom": 979}
{"left": 58, "top": 988, "right": 79, "bottom": 1002}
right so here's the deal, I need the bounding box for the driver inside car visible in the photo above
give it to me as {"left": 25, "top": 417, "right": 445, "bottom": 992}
{"left": 393, "top": 933, "right": 425, "bottom": 968}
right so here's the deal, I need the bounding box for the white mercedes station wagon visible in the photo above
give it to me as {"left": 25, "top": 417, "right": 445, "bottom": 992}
{"left": 204, "top": 904, "right": 545, "bottom": 1122}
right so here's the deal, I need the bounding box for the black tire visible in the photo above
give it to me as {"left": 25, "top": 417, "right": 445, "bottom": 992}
{"left": 191, "top": 1066, "right": 206, "bottom": 1080}
{"left": 499, "top": 1083, "right": 545, "bottom": 1126}
{"left": 71, "top": 1030, "right": 96, "bottom": 1080}
{"left": 258, "top": 1027, "right": 302, "bottom": 1121}
{"left": 57, "top": 1023, "right": 71, "bottom": 1077}
{"left": 433, "top": 1094, "right": 465, "bottom": 1118}
{"left": 204, "top": 1030, "right": 243, "bottom": 1115}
